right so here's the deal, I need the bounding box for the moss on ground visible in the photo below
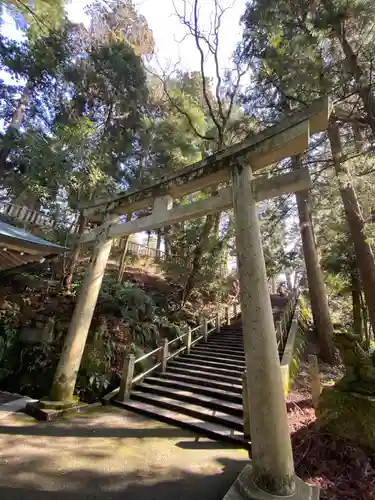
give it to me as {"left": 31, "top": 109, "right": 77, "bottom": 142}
{"left": 317, "top": 386, "right": 375, "bottom": 451}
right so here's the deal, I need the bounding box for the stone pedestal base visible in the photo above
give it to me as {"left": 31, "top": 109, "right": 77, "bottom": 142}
{"left": 317, "top": 387, "right": 375, "bottom": 451}
{"left": 25, "top": 400, "right": 98, "bottom": 421}
{"left": 223, "top": 464, "right": 319, "bottom": 500}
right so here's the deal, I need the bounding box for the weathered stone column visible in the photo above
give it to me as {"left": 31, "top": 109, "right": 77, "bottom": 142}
{"left": 231, "top": 160, "right": 295, "bottom": 496}
{"left": 47, "top": 214, "right": 117, "bottom": 405}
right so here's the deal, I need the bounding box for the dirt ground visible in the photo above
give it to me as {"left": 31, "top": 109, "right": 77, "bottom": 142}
{"left": 0, "top": 406, "right": 248, "bottom": 500}
{"left": 287, "top": 362, "right": 375, "bottom": 500}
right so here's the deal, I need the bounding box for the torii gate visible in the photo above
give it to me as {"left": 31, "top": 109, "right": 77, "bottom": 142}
{"left": 41, "top": 97, "right": 331, "bottom": 499}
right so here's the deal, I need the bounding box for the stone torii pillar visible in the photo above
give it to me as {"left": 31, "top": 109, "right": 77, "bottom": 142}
{"left": 43, "top": 214, "right": 117, "bottom": 407}
{"left": 228, "top": 160, "right": 318, "bottom": 499}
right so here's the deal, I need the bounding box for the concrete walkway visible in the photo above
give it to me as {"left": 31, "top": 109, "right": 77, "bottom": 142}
{"left": 0, "top": 406, "right": 248, "bottom": 500}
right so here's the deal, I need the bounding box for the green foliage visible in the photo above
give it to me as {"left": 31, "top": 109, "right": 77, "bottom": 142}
{"left": 0, "top": 312, "right": 58, "bottom": 397}
{"left": 0, "top": 311, "right": 18, "bottom": 373}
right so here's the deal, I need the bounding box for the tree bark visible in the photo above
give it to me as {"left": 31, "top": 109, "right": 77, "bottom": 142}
{"left": 156, "top": 228, "right": 162, "bottom": 258}
{"left": 62, "top": 211, "right": 86, "bottom": 291}
{"left": 117, "top": 213, "right": 132, "bottom": 283}
{"left": 117, "top": 236, "right": 130, "bottom": 283}
{"left": 330, "top": 20, "right": 375, "bottom": 139}
{"left": 164, "top": 227, "right": 171, "bottom": 257}
{"left": 360, "top": 291, "right": 370, "bottom": 348}
{"left": 351, "top": 269, "right": 362, "bottom": 338}
{"left": 181, "top": 212, "right": 220, "bottom": 304}
{"left": 328, "top": 122, "right": 375, "bottom": 335}
{"left": 0, "top": 82, "right": 32, "bottom": 179}
{"left": 292, "top": 158, "right": 335, "bottom": 362}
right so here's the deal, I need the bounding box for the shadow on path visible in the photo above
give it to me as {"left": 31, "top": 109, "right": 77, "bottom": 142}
{"left": 0, "top": 456, "right": 247, "bottom": 500}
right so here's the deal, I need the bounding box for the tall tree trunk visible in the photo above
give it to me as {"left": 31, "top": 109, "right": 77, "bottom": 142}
{"left": 351, "top": 269, "right": 362, "bottom": 338}
{"left": 360, "top": 291, "right": 370, "bottom": 348}
{"left": 156, "top": 229, "right": 162, "bottom": 258}
{"left": 328, "top": 122, "right": 375, "bottom": 335}
{"left": 164, "top": 227, "right": 171, "bottom": 257}
{"left": 0, "top": 82, "right": 32, "bottom": 179}
{"left": 116, "top": 213, "right": 131, "bottom": 283}
{"left": 292, "top": 157, "right": 334, "bottom": 361}
{"left": 62, "top": 211, "right": 86, "bottom": 291}
{"left": 117, "top": 236, "right": 130, "bottom": 283}
{"left": 182, "top": 213, "right": 219, "bottom": 304}
{"left": 330, "top": 20, "right": 375, "bottom": 138}
{"left": 296, "top": 188, "right": 334, "bottom": 361}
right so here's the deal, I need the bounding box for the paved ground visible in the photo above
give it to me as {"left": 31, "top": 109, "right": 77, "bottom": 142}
{"left": 0, "top": 406, "right": 248, "bottom": 500}
{"left": 0, "top": 392, "right": 37, "bottom": 420}
{"left": 0, "top": 392, "right": 19, "bottom": 405}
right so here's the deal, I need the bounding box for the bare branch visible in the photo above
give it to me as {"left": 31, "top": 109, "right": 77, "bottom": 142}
{"left": 192, "top": 0, "right": 224, "bottom": 146}
{"left": 172, "top": 0, "right": 225, "bottom": 146}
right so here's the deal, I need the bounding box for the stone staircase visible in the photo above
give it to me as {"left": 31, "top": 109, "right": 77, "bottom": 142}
{"left": 112, "top": 299, "right": 291, "bottom": 448}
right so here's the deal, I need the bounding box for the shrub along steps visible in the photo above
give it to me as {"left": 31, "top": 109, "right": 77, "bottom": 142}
{"left": 113, "top": 300, "right": 287, "bottom": 447}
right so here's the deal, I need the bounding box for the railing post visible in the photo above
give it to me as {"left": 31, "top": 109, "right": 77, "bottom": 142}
{"left": 216, "top": 311, "right": 221, "bottom": 332}
{"left": 308, "top": 354, "right": 320, "bottom": 408}
{"left": 19, "top": 206, "right": 27, "bottom": 222}
{"left": 161, "top": 338, "right": 169, "bottom": 373}
{"left": 242, "top": 371, "right": 251, "bottom": 440}
{"left": 226, "top": 306, "right": 230, "bottom": 325}
{"left": 202, "top": 318, "right": 208, "bottom": 342}
{"left": 118, "top": 354, "right": 135, "bottom": 401}
{"left": 185, "top": 327, "right": 192, "bottom": 354}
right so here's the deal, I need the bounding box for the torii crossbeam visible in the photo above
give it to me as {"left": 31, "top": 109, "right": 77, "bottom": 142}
{"left": 44, "top": 97, "right": 331, "bottom": 500}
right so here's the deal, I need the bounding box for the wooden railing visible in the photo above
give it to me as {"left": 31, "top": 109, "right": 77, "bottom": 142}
{"left": 0, "top": 201, "right": 55, "bottom": 228}
{"left": 107, "top": 292, "right": 299, "bottom": 417}
{"left": 112, "top": 302, "right": 242, "bottom": 401}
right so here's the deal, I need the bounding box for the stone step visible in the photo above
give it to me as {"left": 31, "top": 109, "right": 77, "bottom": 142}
{"left": 130, "top": 390, "right": 243, "bottom": 431}
{"left": 210, "top": 330, "right": 243, "bottom": 336}
{"left": 206, "top": 340, "right": 244, "bottom": 350}
{"left": 192, "top": 346, "right": 246, "bottom": 361}
{"left": 167, "top": 365, "right": 242, "bottom": 385}
{"left": 214, "top": 325, "right": 243, "bottom": 330}
{"left": 145, "top": 376, "right": 243, "bottom": 403}
{"left": 137, "top": 382, "right": 243, "bottom": 416}
{"left": 184, "top": 353, "right": 246, "bottom": 369}
{"left": 205, "top": 344, "right": 244, "bottom": 354}
{"left": 159, "top": 371, "right": 243, "bottom": 394}
{"left": 168, "top": 360, "right": 243, "bottom": 378}
{"left": 113, "top": 399, "right": 249, "bottom": 448}
{"left": 208, "top": 336, "right": 244, "bottom": 343}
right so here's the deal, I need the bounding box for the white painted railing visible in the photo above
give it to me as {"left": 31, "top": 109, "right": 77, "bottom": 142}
{"left": 0, "top": 201, "right": 55, "bottom": 228}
